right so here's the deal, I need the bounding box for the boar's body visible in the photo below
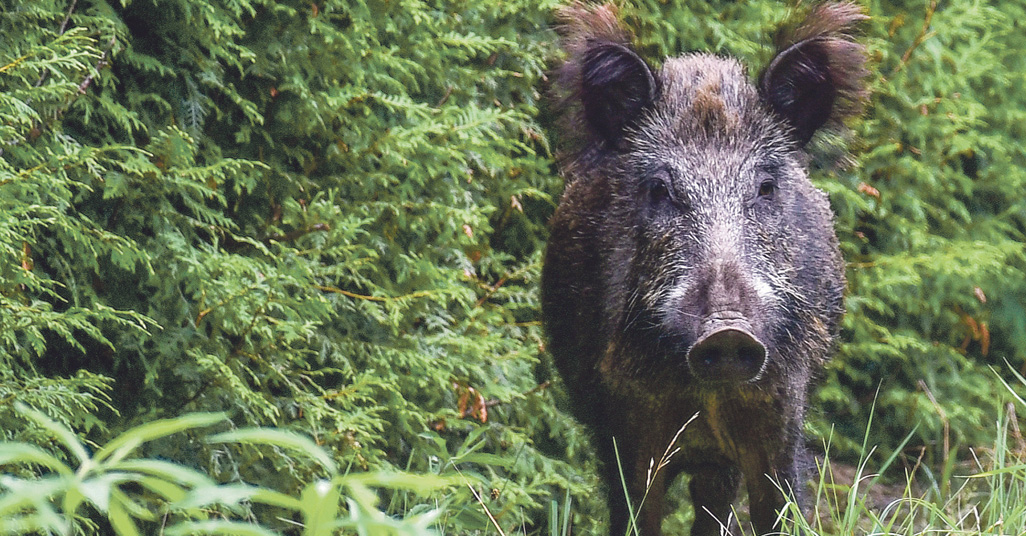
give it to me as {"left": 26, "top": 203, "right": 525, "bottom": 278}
{"left": 541, "top": 4, "right": 866, "bottom": 536}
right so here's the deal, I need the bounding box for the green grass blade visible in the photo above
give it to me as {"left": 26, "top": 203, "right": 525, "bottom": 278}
{"left": 175, "top": 483, "right": 303, "bottom": 511}
{"left": 206, "top": 427, "right": 338, "bottom": 475}
{"left": 0, "top": 443, "right": 74, "bottom": 477}
{"left": 561, "top": 489, "right": 573, "bottom": 536}
{"left": 107, "top": 496, "right": 141, "bottom": 536}
{"left": 343, "top": 472, "right": 457, "bottom": 495}
{"left": 112, "top": 459, "right": 215, "bottom": 488}
{"left": 14, "top": 403, "right": 90, "bottom": 467}
{"left": 94, "top": 412, "right": 226, "bottom": 465}
{"left": 612, "top": 437, "right": 639, "bottom": 536}
{"left": 165, "top": 520, "right": 280, "bottom": 536}
{"left": 549, "top": 498, "right": 558, "bottom": 536}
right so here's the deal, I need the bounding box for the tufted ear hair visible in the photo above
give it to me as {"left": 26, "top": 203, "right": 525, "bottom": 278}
{"left": 554, "top": 2, "right": 657, "bottom": 148}
{"left": 579, "top": 42, "right": 657, "bottom": 142}
{"left": 759, "top": 2, "right": 869, "bottom": 147}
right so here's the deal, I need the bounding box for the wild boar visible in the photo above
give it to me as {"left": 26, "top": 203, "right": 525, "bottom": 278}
{"left": 541, "top": 3, "right": 867, "bottom": 535}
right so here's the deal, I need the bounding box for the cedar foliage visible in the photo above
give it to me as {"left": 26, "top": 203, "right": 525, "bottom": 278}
{"left": 1, "top": 0, "right": 1025, "bottom": 533}
{"left": 2, "top": 0, "right": 593, "bottom": 531}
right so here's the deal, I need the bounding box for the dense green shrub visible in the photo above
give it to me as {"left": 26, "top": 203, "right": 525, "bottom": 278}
{"left": 2, "top": 0, "right": 596, "bottom": 531}
{"left": 3, "top": 0, "right": 1025, "bottom": 533}
{"left": 830, "top": 0, "right": 1026, "bottom": 464}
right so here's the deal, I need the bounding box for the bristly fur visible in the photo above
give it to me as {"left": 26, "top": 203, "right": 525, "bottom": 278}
{"left": 552, "top": 2, "right": 641, "bottom": 179}
{"left": 542, "top": 5, "right": 869, "bottom": 536}
{"left": 760, "top": 2, "right": 869, "bottom": 146}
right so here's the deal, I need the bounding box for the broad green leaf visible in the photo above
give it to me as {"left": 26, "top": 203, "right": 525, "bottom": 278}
{"left": 134, "top": 475, "right": 188, "bottom": 503}
{"left": 108, "top": 498, "right": 141, "bottom": 536}
{"left": 0, "top": 476, "right": 67, "bottom": 517}
{"left": 299, "top": 479, "right": 342, "bottom": 536}
{"left": 77, "top": 472, "right": 133, "bottom": 512}
{"left": 343, "top": 472, "right": 456, "bottom": 496}
{"left": 111, "top": 487, "right": 158, "bottom": 522}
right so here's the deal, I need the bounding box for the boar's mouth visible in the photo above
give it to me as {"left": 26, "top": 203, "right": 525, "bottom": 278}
{"left": 685, "top": 318, "right": 767, "bottom": 385}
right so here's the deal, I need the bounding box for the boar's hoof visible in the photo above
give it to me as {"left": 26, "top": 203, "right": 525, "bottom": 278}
{"left": 687, "top": 328, "right": 767, "bottom": 384}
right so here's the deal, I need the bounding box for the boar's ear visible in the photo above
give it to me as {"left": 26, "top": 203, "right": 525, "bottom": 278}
{"left": 555, "top": 3, "right": 657, "bottom": 147}
{"left": 579, "top": 42, "right": 657, "bottom": 142}
{"left": 759, "top": 2, "right": 868, "bottom": 147}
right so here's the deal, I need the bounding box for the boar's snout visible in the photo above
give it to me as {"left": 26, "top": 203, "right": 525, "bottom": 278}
{"left": 686, "top": 323, "right": 767, "bottom": 384}
{"left": 680, "top": 252, "right": 769, "bottom": 384}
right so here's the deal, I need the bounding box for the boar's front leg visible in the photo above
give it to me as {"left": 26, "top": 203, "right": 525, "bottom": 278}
{"left": 598, "top": 407, "right": 695, "bottom": 536}
{"left": 601, "top": 432, "right": 672, "bottom": 536}
{"left": 688, "top": 464, "right": 741, "bottom": 536}
{"left": 743, "top": 444, "right": 808, "bottom": 536}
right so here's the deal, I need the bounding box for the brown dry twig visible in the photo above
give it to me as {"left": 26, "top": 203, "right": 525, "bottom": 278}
{"left": 891, "top": 0, "right": 938, "bottom": 76}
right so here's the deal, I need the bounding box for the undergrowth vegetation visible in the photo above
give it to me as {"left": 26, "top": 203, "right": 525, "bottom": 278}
{"left": 2, "top": 0, "right": 1025, "bottom": 533}
{"left": 782, "top": 368, "right": 1026, "bottom": 536}
{"left": 2, "top": 369, "right": 1024, "bottom": 535}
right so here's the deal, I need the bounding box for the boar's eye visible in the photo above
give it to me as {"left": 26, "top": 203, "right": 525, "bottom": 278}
{"left": 647, "top": 179, "right": 672, "bottom": 206}
{"left": 755, "top": 167, "right": 778, "bottom": 201}
{"left": 642, "top": 168, "right": 686, "bottom": 215}
{"left": 758, "top": 179, "right": 777, "bottom": 198}
{"left": 643, "top": 174, "right": 686, "bottom": 215}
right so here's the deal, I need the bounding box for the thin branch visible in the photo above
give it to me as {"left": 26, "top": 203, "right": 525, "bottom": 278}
{"left": 265, "top": 222, "right": 330, "bottom": 243}
{"left": 474, "top": 275, "right": 507, "bottom": 307}
{"left": 435, "top": 85, "right": 454, "bottom": 107}
{"left": 58, "top": 0, "right": 79, "bottom": 35}
{"left": 474, "top": 261, "right": 538, "bottom": 308}
{"left": 917, "top": 379, "right": 950, "bottom": 466}
{"left": 891, "top": 0, "right": 938, "bottom": 77}
{"left": 77, "top": 36, "right": 116, "bottom": 95}
{"left": 455, "top": 466, "right": 507, "bottom": 536}
{"left": 479, "top": 381, "right": 552, "bottom": 411}
{"left": 314, "top": 285, "right": 440, "bottom": 303}
{"left": 22, "top": 34, "right": 118, "bottom": 145}
{"left": 34, "top": 0, "right": 80, "bottom": 88}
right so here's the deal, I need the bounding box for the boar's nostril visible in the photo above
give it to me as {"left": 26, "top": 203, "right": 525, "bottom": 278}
{"left": 686, "top": 328, "right": 767, "bottom": 384}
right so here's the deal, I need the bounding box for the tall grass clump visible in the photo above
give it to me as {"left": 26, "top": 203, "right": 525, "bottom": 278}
{"left": 776, "top": 366, "right": 1026, "bottom": 536}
